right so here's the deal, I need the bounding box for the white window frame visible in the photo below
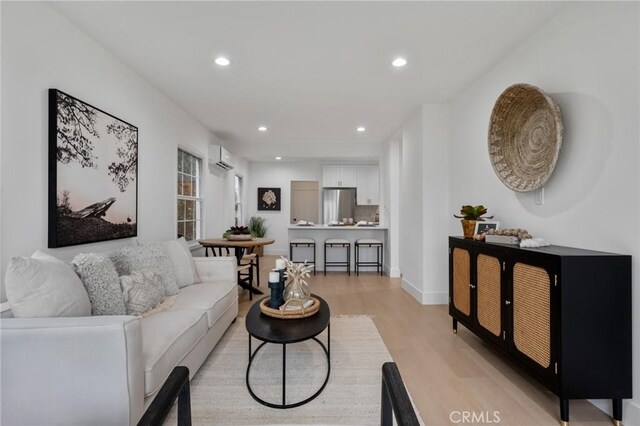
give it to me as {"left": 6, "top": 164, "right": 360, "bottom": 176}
{"left": 177, "top": 148, "right": 204, "bottom": 244}
{"left": 234, "top": 174, "right": 243, "bottom": 226}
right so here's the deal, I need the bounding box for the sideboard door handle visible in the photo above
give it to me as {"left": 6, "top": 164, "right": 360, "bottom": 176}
{"left": 505, "top": 300, "right": 511, "bottom": 305}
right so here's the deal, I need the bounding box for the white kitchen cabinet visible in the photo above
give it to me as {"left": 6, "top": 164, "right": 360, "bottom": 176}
{"left": 322, "top": 165, "right": 357, "bottom": 187}
{"left": 356, "top": 165, "right": 379, "bottom": 205}
{"left": 340, "top": 165, "right": 358, "bottom": 187}
{"left": 322, "top": 165, "right": 341, "bottom": 187}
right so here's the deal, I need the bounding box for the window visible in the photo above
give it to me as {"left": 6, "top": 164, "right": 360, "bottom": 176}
{"left": 234, "top": 175, "right": 243, "bottom": 226}
{"left": 177, "top": 149, "right": 202, "bottom": 242}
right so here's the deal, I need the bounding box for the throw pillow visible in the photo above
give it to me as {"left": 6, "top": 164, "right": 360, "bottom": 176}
{"left": 135, "top": 237, "right": 199, "bottom": 287}
{"left": 176, "top": 237, "right": 200, "bottom": 284}
{"left": 110, "top": 246, "right": 179, "bottom": 296}
{"left": 5, "top": 250, "right": 91, "bottom": 318}
{"left": 119, "top": 271, "right": 166, "bottom": 316}
{"left": 140, "top": 294, "right": 178, "bottom": 318}
{"left": 72, "top": 253, "right": 126, "bottom": 316}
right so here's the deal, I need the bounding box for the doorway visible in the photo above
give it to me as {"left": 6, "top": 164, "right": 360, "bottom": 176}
{"left": 290, "top": 181, "right": 319, "bottom": 224}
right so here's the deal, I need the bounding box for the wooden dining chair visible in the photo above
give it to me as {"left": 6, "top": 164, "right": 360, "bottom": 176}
{"left": 242, "top": 250, "right": 260, "bottom": 287}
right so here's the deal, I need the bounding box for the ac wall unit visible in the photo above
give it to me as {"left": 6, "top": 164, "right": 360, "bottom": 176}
{"left": 209, "top": 145, "right": 235, "bottom": 171}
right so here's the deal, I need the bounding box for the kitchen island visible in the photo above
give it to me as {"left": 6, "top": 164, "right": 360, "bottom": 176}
{"left": 287, "top": 225, "right": 388, "bottom": 273}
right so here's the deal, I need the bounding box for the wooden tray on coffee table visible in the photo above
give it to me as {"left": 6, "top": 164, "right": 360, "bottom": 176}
{"left": 259, "top": 297, "right": 320, "bottom": 319}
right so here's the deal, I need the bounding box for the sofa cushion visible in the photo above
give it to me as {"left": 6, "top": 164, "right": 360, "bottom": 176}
{"left": 72, "top": 253, "right": 126, "bottom": 316}
{"left": 5, "top": 250, "right": 91, "bottom": 318}
{"left": 141, "top": 310, "right": 208, "bottom": 396}
{"left": 120, "top": 271, "right": 166, "bottom": 316}
{"left": 110, "top": 246, "right": 179, "bottom": 296}
{"left": 168, "top": 281, "right": 236, "bottom": 327}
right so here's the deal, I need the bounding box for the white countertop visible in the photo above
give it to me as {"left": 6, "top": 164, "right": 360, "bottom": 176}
{"left": 288, "top": 225, "right": 388, "bottom": 230}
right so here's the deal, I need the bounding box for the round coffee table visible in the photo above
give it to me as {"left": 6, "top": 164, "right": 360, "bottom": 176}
{"left": 245, "top": 295, "right": 331, "bottom": 409}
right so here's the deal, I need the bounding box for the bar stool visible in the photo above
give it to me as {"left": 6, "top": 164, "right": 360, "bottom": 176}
{"left": 324, "top": 239, "right": 351, "bottom": 276}
{"left": 355, "top": 239, "right": 384, "bottom": 276}
{"left": 289, "top": 238, "right": 316, "bottom": 276}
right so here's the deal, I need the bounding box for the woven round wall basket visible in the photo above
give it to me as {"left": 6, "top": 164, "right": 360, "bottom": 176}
{"left": 488, "top": 83, "right": 563, "bottom": 192}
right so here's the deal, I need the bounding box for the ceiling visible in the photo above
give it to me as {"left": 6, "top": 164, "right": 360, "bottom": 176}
{"left": 52, "top": 1, "right": 562, "bottom": 154}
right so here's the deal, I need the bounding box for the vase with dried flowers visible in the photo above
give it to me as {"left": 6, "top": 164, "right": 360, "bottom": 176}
{"left": 281, "top": 257, "right": 312, "bottom": 304}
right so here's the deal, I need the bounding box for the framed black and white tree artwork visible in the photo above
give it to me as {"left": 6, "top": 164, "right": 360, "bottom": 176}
{"left": 48, "top": 89, "right": 138, "bottom": 248}
{"left": 257, "top": 187, "right": 281, "bottom": 211}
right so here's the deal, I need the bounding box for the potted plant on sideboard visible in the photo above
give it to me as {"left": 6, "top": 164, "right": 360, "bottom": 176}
{"left": 249, "top": 216, "right": 268, "bottom": 256}
{"left": 453, "top": 205, "right": 493, "bottom": 238}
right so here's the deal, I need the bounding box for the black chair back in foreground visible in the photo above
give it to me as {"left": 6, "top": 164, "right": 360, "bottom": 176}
{"left": 381, "top": 362, "right": 420, "bottom": 426}
{"left": 138, "top": 366, "right": 191, "bottom": 426}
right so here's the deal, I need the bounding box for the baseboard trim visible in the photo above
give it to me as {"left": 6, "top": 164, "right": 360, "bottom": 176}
{"left": 626, "top": 400, "right": 640, "bottom": 425}
{"left": 588, "top": 399, "right": 639, "bottom": 424}
{"left": 401, "top": 278, "right": 422, "bottom": 303}
{"left": 589, "top": 399, "right": 610, "bottom": 417}
{"left": 422, "top": 291, "right": 448, "bottom": 305}
{"left": 401, "top": 279, "right": 447, "bottom": 305}
{"left": 388, "top": 267, "right": 401, "bottom": 278}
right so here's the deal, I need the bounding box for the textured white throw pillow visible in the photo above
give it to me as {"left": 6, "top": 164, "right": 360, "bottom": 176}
{"left": 110, "top": 246, "right": 179, "bottom": 296}
{"left": 5, "top": 250, "right": 91, "bottom": 318}
{"left": 136, "top": 237, "right": 199, "bottom": 287}
{"left": 72, "top": 253, "right": 126, "bottom": 316}
{"left": 119, "top": 271, "right": 166, "bottom": 316}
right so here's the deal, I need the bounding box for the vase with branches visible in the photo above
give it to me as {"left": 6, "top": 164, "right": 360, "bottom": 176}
{"left": 281, "top": 257, "right": 312, "bottom": 304}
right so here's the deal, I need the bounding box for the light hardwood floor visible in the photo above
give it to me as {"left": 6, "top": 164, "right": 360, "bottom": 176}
{"left": 237, "top": 256, "right": 613, "bottom": 425}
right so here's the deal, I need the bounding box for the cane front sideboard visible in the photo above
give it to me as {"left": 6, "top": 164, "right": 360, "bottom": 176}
{"left": 448, "top": 236, "right": 632, "bottom": 425}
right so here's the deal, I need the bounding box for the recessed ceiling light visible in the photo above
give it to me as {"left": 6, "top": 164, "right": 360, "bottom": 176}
{"left": 275, "top": 156, "right": 282, "bottom": 160}
{"left": 214, "top": 56, "right": 230, "bottom": 66}
{"left": 391, "top": 57, "right": 407, "bottom": 67}
{"left": 258, "top": 126, "right": 268, "bottom": 132}
{"left": 356, "top": 126, "right": 366, "bottom": 132}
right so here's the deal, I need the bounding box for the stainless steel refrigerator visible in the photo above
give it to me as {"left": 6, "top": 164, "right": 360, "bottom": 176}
{"left": 323, "top": 188, "right": 356, "bottom": 223}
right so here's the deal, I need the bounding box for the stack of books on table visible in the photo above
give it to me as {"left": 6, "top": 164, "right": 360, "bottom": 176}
{"left": 485, "top": 235, "right": 520, "bottom": 245}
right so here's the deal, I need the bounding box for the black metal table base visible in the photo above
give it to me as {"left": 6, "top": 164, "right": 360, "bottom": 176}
{"left": 246, "top": 323, "right": 331, "bottom": 409}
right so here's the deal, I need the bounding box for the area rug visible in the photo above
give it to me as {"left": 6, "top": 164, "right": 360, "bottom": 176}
{"left": 164, "top": 316, "right": 405, "bottom": 425}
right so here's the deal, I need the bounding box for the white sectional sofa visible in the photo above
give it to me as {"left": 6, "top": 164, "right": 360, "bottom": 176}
{"left": 1, "top": 255, "right": 238, "bottom": 425}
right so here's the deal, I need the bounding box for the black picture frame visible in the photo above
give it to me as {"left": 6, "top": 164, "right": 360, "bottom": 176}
{"left": 474, "top": 221, "right": 500, "bottom": 235}
{"left": 48, "top": 89, "right": 138, "bottom": 248}
{"left": 257, "top": 187, "right": 281, "bottom": 211}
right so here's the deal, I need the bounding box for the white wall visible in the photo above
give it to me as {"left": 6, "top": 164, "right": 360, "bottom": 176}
{"left": 0, "top": 2, "right": 230, "bottom": 300}
{"left": 399, "top": 109, "right": 424, "bottom": 298}
{"left": 380, "top": 134, "right": 401, "bottom": 277}
{"left": 246, "top": 160, "right": 323, "bottom": 255}
{"left": 394, "top": 105, "right": 450, "bottom": 303}
{"left": 421, "top": 105, "right": 449, "bottom": 304}
{"left": 447, "top": 2, "right": 639, "bottom": 421}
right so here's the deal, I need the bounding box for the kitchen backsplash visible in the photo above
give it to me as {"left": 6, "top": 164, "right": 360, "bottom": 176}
{"left": 354, "top": 205, "right": 378, "bottom": 222}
